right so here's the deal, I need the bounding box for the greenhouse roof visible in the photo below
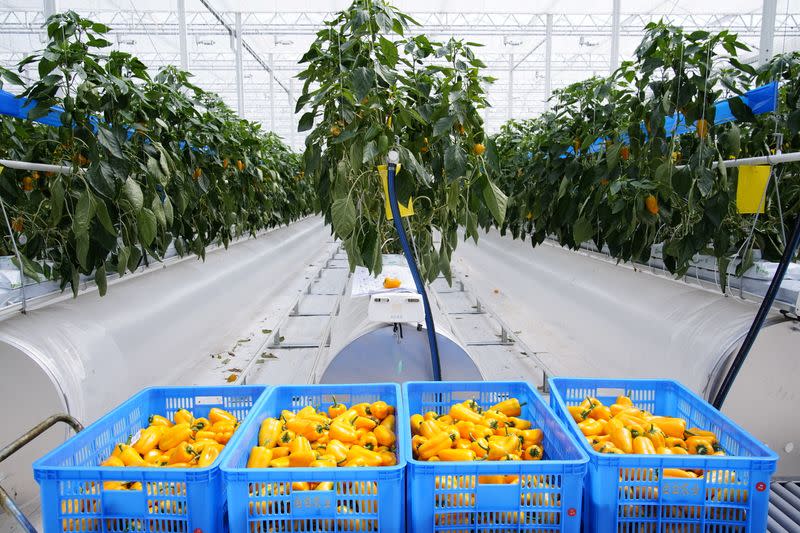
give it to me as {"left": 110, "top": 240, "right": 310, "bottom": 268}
{"left": 1, "top": 0, "right": 798, "bottom": 148}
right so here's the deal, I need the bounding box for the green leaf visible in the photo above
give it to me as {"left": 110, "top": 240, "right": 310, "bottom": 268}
{"left": 122, "top": 178, "right": 144, "bottom": 212}
{"left": 482, "top": 178, "right": 508, "bottom": 225}
{"left": 163, "top": 197, "right": 174, "bottom": 226}
{"left": 137, "top": 208, "right": 157, "bottom": 246}
{"left": 97, "top": 126, "right": 125, "bottom": 159}
{"left": 76, "top": 232, "right": 90, "bottom": 270}
{"left": 72, "top": 190, "right": 95, "bottom": 236}
{"left": 378, "top": 36, "right": 399, "bottom": 67}
{"left": 351, "top": 67, "right": 375, "bottom": 102}
{"left": 787, "top": 109, "right": 800, "bottom": 136}
{"left": 117, "top": 245, "right": 129, "bottom": 277}
{"left": 655, "top": 161, "right": 673, "bottom": 185}
{"left": 331, "top": 197, "right": 357, "bottom": 238}
{"left": 573, "top": 217, "right": 594, "bottom": 244}
{"left": 606, "top": 143, "right": 621, "bottom": 171}
{"left": 444, "top": 145, "right": 467, "bottom": 180}
{"left": 433, "top": 116, "right": 456, "bottom": 137}
{"left": 298, "top": 112, "right": 315, "bottom": 132}
{"left": 727, "top": 96, "right": 756, "bottom": 123}
{"left": 362, "top": 140, "right": 378, "bottom": 164}
{"left": 49, "top": 179, "right": 65, "bottom": 224}
{"left": 152, "top": 197, "right": 166, "bottom": 229}
{"left": 127, "top": 245, "right": 142, "bottom": 272}
{"left": 95, "top": 264, "right": 108, "bottom": 296}
{"left": 95, "top": 199, "right": 115, "bottom": 235}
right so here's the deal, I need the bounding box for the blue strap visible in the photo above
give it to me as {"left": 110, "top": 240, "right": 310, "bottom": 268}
{"left": 560, "top": 82, "right": 779, "bottom": 158}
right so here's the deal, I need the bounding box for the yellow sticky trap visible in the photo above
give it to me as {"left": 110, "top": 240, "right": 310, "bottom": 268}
{"left": 736, "top": 165, "right": 770, "bottom": 214}
{"left": 378, "top": 164, "right": 414, "bottom": 220}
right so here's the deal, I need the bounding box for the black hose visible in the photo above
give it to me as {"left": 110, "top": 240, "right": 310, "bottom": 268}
{"left": 712, "top": 212, "right": 800, "bottom": 409}
{"left": 386, "top": 159, "right": 443, "bottom": 381}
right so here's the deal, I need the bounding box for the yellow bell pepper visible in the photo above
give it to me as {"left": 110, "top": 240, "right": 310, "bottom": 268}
{"left": 324, "top": 439, "right": 349, "bottom": 464}
{"left": 346, "top": 445, "right": 383, "bottom": 467}
{"left": 374, "top": 425, "right": 396, "bottom": 447}
{"left": 649, "top": 417, "right": 686, "bottom": 439}
{"left": 685, "top": 428, "right": 717, "bottom": 443}
{"left": 271, "top": 446, "right": 290, "bottom": 459}
{"left": 133, "top": 426, "right": 165, "bottom": 455}
{"left": 328, "top": 399, "right": 347, "bottom": 418}
{"left": 329, "top": 420, "right": 358, "bottom": 443}
{"left": 191, "top": 417, "right": 211, "bottom": 432}
{"left": 247, "top": 446, "right": 272, "bottom": 468}
{"left": 610, "top": 427, "right": 633, "bottom": 454}
{"left": 568, "top": 405, "right": 586, "bottom": 422}
{"left": 308, "top": 457, "right": 335, "bottom": 468}
{"left": 470, "top": 438, "right": 489, "bottom": 459}
{"left": 287, "top": 417, "right": 327, "bottom": 441}
{"left": 417, "top": 431, "right": 455, "bottom": 460}
{"left": 508, "top": 417, "right": 532, "bottom": 430}
{"left": 490, "top": 398, "right": 522, "bottom": 417}
{"left": 100, "top": 456, "right": 124, "bottom": 467}
{"left": 270, "top": 456, "right": 291, "bottom": 468}
{"left": 380, "top": 414, "right": 395, "bottom": 428}
{"left": 449, "top": 403, "right": 483, "bottom": 424}
{"left": 197, "top": 444, "right": 221, "bottom": 467}
{"left": 578, "top": 418, "right": 604, "bottom": 436}
{"left": 633, "top": 436, "right": 656, "bottom": 454}
{"left": 379, "top": 451, "right": 397, "bottom": 466}
{"left": 169, "top": 442, "right": 198, "bottom": 465}
{"left": 119, "top": 445, "right": 147, "bottom": 467}
{"left": 289, "top": 436, "right": 316, "bottom": 467}
{"left": 663, "top": 468, "right": 697, "bottom": 478}
{"left": 487, "top": 435, "right": 520, "bottom": 460}
{"left": 438, "top": 448, "right": 476, "bottom": 461}
{"left": 258, "top": 418, "right": 282, "bottom": 448}
{"left": 523, "top": 444, "right": 543, "bottom": 461}
{"left": 419, "top": 419, "right": 441, "bottom": 438}
{"left": 410, "top": 414, "right": 424, "bottom": 434}
{"left": 173, "top": 409, "right": 194, "bottom": 425}
{"left": 159, "top": 423, "right": 192, "bottom": 451}
{"left": 686, "top": 436, "right": 713, "bottom": 455}
{"left": 369, "top": 401, "right": 390, "bottom": 420}
{"left": 148, "top": 415, "right": 173, "bottom": 428}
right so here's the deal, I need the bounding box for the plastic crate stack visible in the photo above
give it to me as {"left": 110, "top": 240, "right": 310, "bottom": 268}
{"left": 33, "top": 378, "right": 779, "bottom": 532}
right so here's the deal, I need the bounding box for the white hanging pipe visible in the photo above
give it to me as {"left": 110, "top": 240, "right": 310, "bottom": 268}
{"left": 235, "top": 12, "right": 244, "bottom": 117}
{"left": 674, "top": 151, "right": 800, "bottom": 170}
{"left": 610, "top": 0, "right": 622, "bottom": 73}
{"left": 544, "top": 14, "right": 553, "bottom": 111}
{"left": 507, "top": 54, "right": 513, "bottom": 122}
{"left": 759, "top": 0, "right": 778, "bottom": 66}
{"left": 0, "top": 159, "right": 72, "bottom": 174}
{"left": 177, "top": 0, "right": 189, "bottom": 71}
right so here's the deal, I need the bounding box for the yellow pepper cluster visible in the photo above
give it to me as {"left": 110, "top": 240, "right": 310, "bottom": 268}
{"left": 569, "top": 395, "right": 725, "bottom": 478}
{"left": 246, "top": 399, "right": 397, "bottom": 479}
{"left": 409, "top": 397, "right": 544, "bottom": 463}
{"left": 98, "top": 407, "right": 238, "bottom": 489}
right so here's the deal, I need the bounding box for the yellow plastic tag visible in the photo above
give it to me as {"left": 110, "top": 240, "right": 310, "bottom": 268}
{"left": 378, "top": 164, "right": 414, "bottom": 220}
{"left": 736, "top": 165, "right": 770, "bottom": 214}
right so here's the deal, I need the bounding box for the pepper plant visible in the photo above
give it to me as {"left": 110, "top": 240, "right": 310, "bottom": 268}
{"left": 493, "top": 22, "right": 799, "bottom": 292}
{"left": 296, "top": 0, "right": 504, "bottom": 283}
{"left": 0, "top": 12, "right": 313, "bottom": 297}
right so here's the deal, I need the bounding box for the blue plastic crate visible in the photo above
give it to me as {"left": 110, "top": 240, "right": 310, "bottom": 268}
{"left": 222, "top": 383, "right": 406, "bottom": 532}
{"left": 549, "top": 377, "right": 779, "bottom": 532}
{"left": 404, "top": 381, "right": 589, "bottom": 533}
{"left": 33, "top": 385, "right": 267, "bottom": 533}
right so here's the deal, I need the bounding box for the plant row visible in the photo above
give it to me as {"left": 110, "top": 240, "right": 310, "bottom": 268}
{"left": 0, "top": 12, "right": 315, "bottom": 296}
